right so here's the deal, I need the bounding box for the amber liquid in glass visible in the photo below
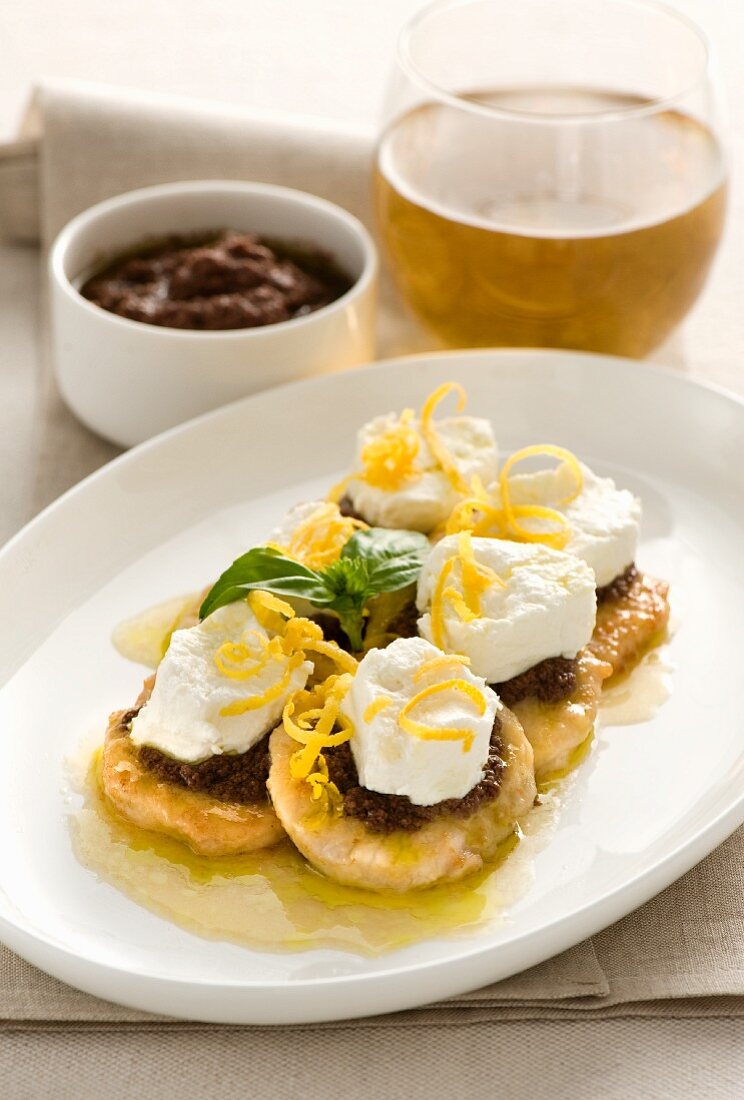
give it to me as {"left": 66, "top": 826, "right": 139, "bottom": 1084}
{"left": 375, "top": 89, "right": 727, "bottom": 355}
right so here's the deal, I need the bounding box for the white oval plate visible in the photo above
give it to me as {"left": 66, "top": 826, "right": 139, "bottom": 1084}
{"left": 1, "top": 349, "right": 743, "bottom": 1025}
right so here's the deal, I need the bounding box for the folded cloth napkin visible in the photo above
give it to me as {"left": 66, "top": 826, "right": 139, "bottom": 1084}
{"left": 0, "top": 79, "right": 376, "bottom": 243}
{"left": 0, "top": 80, "right": 743, "bottom": 1029}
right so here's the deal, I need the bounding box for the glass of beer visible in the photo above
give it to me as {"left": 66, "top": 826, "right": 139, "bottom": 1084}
{"left": 374, "top": 0, "right": 727, "bottom": 356}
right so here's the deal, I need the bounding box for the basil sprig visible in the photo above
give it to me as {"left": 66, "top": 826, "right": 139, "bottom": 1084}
{"left": 199, "top": 527, "right": 429, "bottom": 650}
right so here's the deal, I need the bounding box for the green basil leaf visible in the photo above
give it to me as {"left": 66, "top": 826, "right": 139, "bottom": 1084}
{"left": 199, "top": 527, "right": 429, "bottom": 654}
{"left": 199, "top": 547, "right": 334, "bottom": 619}
{"left": 339, "top": 528, "right": 429, "bottom": 596}
{"left": 320, "top": 557, "right": 373, "bottom": 600}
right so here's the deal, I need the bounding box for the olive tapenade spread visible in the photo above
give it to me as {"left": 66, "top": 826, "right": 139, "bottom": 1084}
{"left": 121, "top": 703, "right": 271, "bottom": 806}
{"left": 138, "top": 737, "right": 271, "bottom": 805}
{"left": 338, "top": 495, "right": 368, "bottom": 523}
{"left": 493, "top": 655, "right": 578, "bottom": 707}
{"left": 80, "top": 230, "right": 352, "bottom": 331}
{"left": 325, "top": 715, "right": 505, "bottom": 834}
{"left": 596, "top": 562, "right": 638, "bottom": 605}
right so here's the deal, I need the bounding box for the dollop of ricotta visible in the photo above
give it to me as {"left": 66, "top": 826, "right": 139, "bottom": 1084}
{"left": 340, "top": 636, "right": 498, "bottom": 805}
{"left": 269, "top": 500, "right": 328, "bottom": 547}
{"left": 345, "top": 413, "right": 498, "bottom": 533}
{"left": 417, "top": 536, "right": 596, "bottom": 683}
{"left": 504, "top": 461, "right": 641, "bottom": 587}
{"left": 130, "top": 601, "right": 312, "bottom": 762}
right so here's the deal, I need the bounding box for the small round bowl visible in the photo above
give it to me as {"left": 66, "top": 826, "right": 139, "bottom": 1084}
{"left": 50, "top": 181, "right": 378, "bottom": 447}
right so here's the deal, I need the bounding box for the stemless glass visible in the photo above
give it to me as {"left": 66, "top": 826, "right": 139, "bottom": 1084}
{"left": 374, "top": 0, "right": 728, "bottom": 356}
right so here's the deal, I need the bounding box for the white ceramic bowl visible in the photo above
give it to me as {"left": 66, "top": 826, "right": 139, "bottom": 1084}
{"left": 50, "top": 181, "right": 378, "bottom": 447}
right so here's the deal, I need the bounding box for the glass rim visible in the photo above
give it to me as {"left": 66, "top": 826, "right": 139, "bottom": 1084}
{"left": 397, "top": 0, "right": 711, "bottom": 123}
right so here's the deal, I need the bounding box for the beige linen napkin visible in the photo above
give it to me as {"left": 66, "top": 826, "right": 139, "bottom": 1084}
{"left": 0, "top": 79, "right": 375, "bottom": 243}
{"left": 0, "top": 80, "right": 743, "bottom": 1028}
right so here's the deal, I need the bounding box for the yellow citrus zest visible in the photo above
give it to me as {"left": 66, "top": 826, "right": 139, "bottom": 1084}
{"left": 277, "top": 615, "right": 358, "bottom": 677}
{"left": 500, "top": 445, "right": 584, "bottom": 507}
{"left": 413, "top": 653, "right": 471, "bottom": 681}
{"left": 398, "top": 679, "right": 487, "bottom": 754}
{"left": 430, "top": 556, "right": 455, "bottom": 649}
{"left": 359, "top": 407, "right": 421, "bottom": 491}
{"left": 498, "top": 445, "right": 583, "bottom": 550}
{"left": 419, "top": 382, "right": 471, "bottom": 495}
{"left": 283, "top": 672, "right": 354, "bottom": 820}
{"left": 443, "top": 586, "right": 479, "bottom": 623}
{"left": 456, "top": 530, "right": 505, "bottom": 617}
{"left": 507, "top": 503, "right": 572, "bottom": 548}
{"left": 305, "top": 754, "right": 344, "bottom": 820}
{"left": 301, "top": 636, "right": 359, "bottom": 675}
{"left": 249, "top": 590, "right": 296, "bottom": 635}
{"left": 219, "top": 651, "right": 306, "bottom": 717}
{"left": 327, "top": 382, "right": 473, "bottom": 504}
{"left": 215, "top": 591, "right": 357, "bottom": 721}
{"left": 445, "top": 446, "right": 584, "bottom": 550}
{"left": 213, "top": 631, "right": 273, "bottom": 681}
{"left": 363, "top": 696, "right": 392, "bottom": 722}
{"left": 445, "top": 475, "right": 506, "bottom": 539}
{"left": 429, "top": 532, "right": 505, "bottom": 637}
{"left": 273, "top": 502, "right": 368, "bottom": 570}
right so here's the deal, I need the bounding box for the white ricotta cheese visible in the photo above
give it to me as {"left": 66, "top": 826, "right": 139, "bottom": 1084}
{"left": 269, "top": 500, "right": 329, "bottom": 546}
{"left": 345, "top": 413, "right": 498, "bottom": 532}
{"left": 340, "top": 636, "right": 498, "bottom": 805}
{"left": 416, "top": 536, "right": 596, "bottom": 683}
{"left": 503, "top": 461, "right": 641, "bottom": 587}
{"left": 130, "top": 601, "right": 312, "bottom": 762}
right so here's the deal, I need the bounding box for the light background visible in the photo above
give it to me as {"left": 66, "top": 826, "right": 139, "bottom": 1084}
{"left": 0, "top": 1, "right": 743, "bottom": 1095}
{"left": 0, "top": 0, "right": 737, "bottom": 133}
{"left": 1, "top": 0, "right": 742, "bottom": 397}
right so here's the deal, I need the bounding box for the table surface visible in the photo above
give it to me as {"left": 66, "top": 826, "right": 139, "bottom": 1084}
{"left": 1, "top": 0, "right": 744, "bottom": 1095}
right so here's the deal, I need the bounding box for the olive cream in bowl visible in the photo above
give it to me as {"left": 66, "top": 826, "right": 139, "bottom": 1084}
{"left": 50, "top": 181, "right": 378, "bottom": 447}
{"left": 79, "top": 230, "right": 353, "bottom": 332}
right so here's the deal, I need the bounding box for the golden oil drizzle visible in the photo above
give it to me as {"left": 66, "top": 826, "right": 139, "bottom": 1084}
{"left": 537, "top": 730, "right": 594, "bottom": 791}
{"left": 600, "top": 635, "right": 673, "bottom": 727}
{"left": 67, "top": 751, "right": 563, "bottom": 957}
{"left": 98, "top": 587, "right": 673, "bottom": 952}
{"left": 111, "top": 591, "right": 204, "bottom": 668}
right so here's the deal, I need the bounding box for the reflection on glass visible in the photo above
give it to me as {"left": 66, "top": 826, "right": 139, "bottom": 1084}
{"left": 375, "top": 0, "right": 727, "bottom": 355}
